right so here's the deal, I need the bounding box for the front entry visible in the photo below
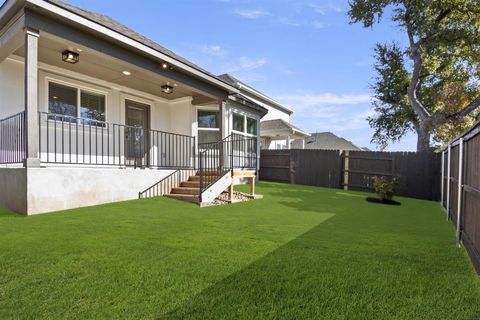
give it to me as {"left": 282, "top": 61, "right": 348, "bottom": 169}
{"left": 125, "top": 100, "right": 150, "bottom": 168}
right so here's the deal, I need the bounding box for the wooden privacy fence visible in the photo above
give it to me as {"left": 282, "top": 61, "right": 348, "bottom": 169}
{"left": 441, "top": 120, "right": 480, "bottom": 273}
{"left": 260, "top": 149, "right": 441, "bottom": 201}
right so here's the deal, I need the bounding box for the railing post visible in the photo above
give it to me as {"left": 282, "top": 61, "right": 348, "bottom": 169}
{"left": 456, "top": 138, "right": 464, "bottom": 247}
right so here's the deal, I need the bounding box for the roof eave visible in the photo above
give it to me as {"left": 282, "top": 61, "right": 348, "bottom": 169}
{"left": 22, "top": 0, "right": 239, "bottom": 95}
{"left": 238, "top": 83, "right": 294, "bottom": 115}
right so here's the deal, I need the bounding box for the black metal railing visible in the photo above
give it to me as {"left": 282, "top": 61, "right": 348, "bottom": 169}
{"left": 38, "top": 112, "right": 195, "bottom": 169}
{"left": 138, "top": 169, "right": 195, "bottom": 199}
{"left": 198, "top": 133, "right": 257, "bottom": 200}
{"left": 0, "top": 111, "right": 25, "bottom": 164}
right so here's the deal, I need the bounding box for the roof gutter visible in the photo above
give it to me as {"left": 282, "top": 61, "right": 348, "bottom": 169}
{"left": 237, "top": 83, "right": 293, "bottom": 115}
{"left": 23, "top": 0, "right": 239, "bottom": 94}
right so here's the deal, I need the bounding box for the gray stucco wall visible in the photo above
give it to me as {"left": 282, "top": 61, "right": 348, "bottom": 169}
{"left": 0, "top": 167, "right": 175, "bottom": 215}
{"left": 0, "top": 167, "right": 27, "bottom": 214}
{"left": 25, "top": 167, "right": 175, "bottom": 215}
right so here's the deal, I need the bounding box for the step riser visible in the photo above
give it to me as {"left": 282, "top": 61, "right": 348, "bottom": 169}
{"left": 171, "top": 187, "right": 200, "bottom": 195}
{"left": 181, "top": 182, "right": 200, "bottom": 188}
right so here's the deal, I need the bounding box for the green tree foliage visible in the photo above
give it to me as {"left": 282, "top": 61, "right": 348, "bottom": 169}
{"left": 349, "top": 0, "right": 480, "bottom": 150}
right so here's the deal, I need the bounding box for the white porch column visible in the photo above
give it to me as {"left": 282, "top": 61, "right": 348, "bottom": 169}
{"left": 24, "top": 28, "right": 40, "bottom": 167}
{"left": 219, "top": 99, "right": 228, "bottom": 138}
{"left": 301, "top": 138, "right": 305, "bottom": 149}
{"left": 286, "top": 135, "right": 291, "bottom": 150}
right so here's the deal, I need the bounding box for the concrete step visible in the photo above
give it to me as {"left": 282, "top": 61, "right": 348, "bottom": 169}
{"left": 171, "top": 187, "right": 200, "bottom": 195}
{"left": 165, "top": 194, "right": 200, "bottom": 204}
{"left": 181, "top": 181, "right": 200, "bottom": 188}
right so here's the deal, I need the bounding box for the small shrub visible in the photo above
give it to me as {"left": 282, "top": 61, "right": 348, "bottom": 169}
{"left": 373, "top": 176, "right": 399, "bottom": 201}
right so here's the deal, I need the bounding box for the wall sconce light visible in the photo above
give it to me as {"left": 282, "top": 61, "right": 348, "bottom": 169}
{"left": 62, "top": 50, "right": 79, "bottom": 64}
{"left": 161, "top": 84, "right": 174, "bottom": 94}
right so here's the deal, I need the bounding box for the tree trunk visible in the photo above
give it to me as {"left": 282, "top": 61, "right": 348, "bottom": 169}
{"left": 416, "top": 128, "right": 431, "bottom": 152}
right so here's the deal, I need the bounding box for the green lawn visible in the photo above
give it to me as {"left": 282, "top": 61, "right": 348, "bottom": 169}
{"left": 0, "top": 182, "right": 479, "bottom": 319}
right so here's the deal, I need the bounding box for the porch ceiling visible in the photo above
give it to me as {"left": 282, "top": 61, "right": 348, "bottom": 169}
{"left": 14, "top": 32, "right": 217, "bottom": 102}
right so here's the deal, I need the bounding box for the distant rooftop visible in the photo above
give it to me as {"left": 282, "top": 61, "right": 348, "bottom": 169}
{"left": 292, "top": 132, "right": 362, "bottom": 151}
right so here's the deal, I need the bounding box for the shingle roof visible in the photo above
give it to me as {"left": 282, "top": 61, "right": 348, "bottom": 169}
{"left": 45, "top": 0, "right": 230, "bottom": 86}
{"left": 260, "top": 119, "right": 309, "bottom": 136}
{"left": 291, "top": 132, "right": 362, "bottom": 150}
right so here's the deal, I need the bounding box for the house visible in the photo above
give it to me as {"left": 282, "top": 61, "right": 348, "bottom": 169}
{"left": 291, "top": 132, "right": 362, "bottom": 150}
{"left": 218, "top": 74, "right": 309, "bottom": 150}
{"left": 0, "top": 0, "right": 267, "bottom": 215}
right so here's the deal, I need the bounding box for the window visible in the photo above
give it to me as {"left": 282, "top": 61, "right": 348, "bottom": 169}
{"left": 232, "top": 112, "right": 258, "bottom": 137}
{"left": 233, "top": 113, "right": 244, "bottom": 132}
{"left": 48, "top": 82, "right": 77, "bottom": 119}
{"left": 198, "top": 110, "right": 219, "bottom": 128}
{"left": 80, "top": 91, "right": 106, "bottom": 123}
{"left": 197, "top": 109, "right": 220, "bottom": 145}
{"left": 247, "top": 117, "right": 257, "bottom": 135}
{"left": 48, "top": 81, "right": 106, "bottom": 124}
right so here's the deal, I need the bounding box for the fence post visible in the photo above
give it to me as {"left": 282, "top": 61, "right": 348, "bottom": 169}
{"left": 343, "top": 150, "right": 349, "bottom": 191}
{"left": 446, "top": 144, "right": 451, "bottom": 221}
{"left": 441, "top": 150, "right": 444, "bottom": 207}
{"left": 456, "top": 138, "right": 464, "bottom": 247}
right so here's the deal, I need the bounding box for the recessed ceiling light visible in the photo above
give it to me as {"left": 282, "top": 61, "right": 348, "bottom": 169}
{"left": 161, "top": 62, "right": 169, "bottom": 69}
{"left": 122, "top": 71, "right": 131, "bottom": 76}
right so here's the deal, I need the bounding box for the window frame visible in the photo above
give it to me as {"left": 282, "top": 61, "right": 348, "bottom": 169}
{"left": 46, "top": 78, "right": 108, "bottom": 124}
{"left": 197, "top": 107, "right": 221, "bottom": 145}
{"left": 231, "top": 110, "right": 258, "bottom": 138}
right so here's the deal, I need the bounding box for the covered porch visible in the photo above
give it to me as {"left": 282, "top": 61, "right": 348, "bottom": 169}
{"left": 0, "top": 3, "right": 237, "bottom": 169}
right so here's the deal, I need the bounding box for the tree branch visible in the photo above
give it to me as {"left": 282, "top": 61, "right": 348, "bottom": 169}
{"left": 452, "top": 94, "right": 480, "bottom": 119}
{"left": 405, "top": 15, "right": 431, "bottom": 122}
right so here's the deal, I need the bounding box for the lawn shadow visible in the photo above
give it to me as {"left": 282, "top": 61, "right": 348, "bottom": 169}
{"left": 159, "top": 184, "right": 480, "bottom": 319}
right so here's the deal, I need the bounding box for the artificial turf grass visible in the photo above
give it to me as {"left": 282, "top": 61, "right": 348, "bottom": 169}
{"left": 0, "top": 182, "right": 479, "bottom": 319}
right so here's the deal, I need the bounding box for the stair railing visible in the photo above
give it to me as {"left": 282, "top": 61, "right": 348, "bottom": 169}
{"left": 198, "top": 134, "right": 257, "bottom": 202}
{"left": 138, "top": 169, "right": 195, "bottom": 199}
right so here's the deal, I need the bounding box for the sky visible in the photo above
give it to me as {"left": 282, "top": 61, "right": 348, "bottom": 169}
{"left": 64, "top": 0, "right": 417, "bottom": 151}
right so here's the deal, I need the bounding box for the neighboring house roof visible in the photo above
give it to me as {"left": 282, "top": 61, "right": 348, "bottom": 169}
{"left": 218, "top": 73, "right": 293, "bottom": 115}
{"left": 292, "top": 132, "right": 362, "bottom": 150}
{"left": 261, "top": 119, "right": 310, "bottom": 138}
{"left": 0, "top": 0, "right": 238, "bottom": 93}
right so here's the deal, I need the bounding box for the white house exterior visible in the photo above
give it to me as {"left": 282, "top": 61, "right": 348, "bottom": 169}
{"left": 0, "top": 0, "right": 266, "bottom": 215}
{"left": 218, "top": 74, "right": 309, "bottom": 150}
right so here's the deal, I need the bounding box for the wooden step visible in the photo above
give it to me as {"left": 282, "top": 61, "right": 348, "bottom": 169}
{"left": 171, "top": 187, "right": 200, "bottom": 195}
{"left": 181, "top": 181, "right": 200, "bottom": 188}
{"left": 165, "top": 194, "right": 200, "bottom": 204}
{"left": 189, "top": 175, "right": 200, "bottom": 181}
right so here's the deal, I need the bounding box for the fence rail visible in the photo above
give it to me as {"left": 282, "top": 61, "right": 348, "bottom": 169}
{"left": 442, "top": 120, "right": 480, "bottom": 274}
{"left": 198, "top": 133, "right": 257, "bottom": 200}
{"left": 38, "top": 112, "right": 195, "bottom": 169}
{"left": 0, "top": 111, "right": 25, "bottom": 164}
